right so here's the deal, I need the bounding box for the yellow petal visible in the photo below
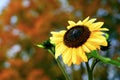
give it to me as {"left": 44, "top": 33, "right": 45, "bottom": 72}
{"left": 68, "top": 21, "right": 76, "bottom": 26}
{"left": 67, "top": 25, "right": 75, "bottom": 30}
{"left": 75, "top": 48, "right": 83, "bottom": 64}
{"left": 91, "top": 31, "right": 104, "bottom": 36}
{"left": 88, "top": 38, "right": 103, "bottom": 43}
{"left": 67, "top": 20, "right": 76, "bottom": 29}
{"left": 86, "top": 41, "right": 100, "bottom": 49}
{"left": 75, "top": 56, "right": 82, "bottom": 65}
{"left": 88, "top": 36, "right": 107, "bottom": 46}
{"left": 88, "top": 18, "right": 97, "bottom": 23}
{"left": 67, "top": 26, "right": 72, "bottom": 29}
{"left": 62, "top": 48, "right": 72, "bottom": 64}
{"left": 77, "top": 20, "right": 82, "bottom": 25}
{"left": 55, "top": 43, "right": 67, "bottom": 58}
{"left": 100, "top": 28, "right": 109, "bottom": 31}
{"left": 78, "top": 47, "right": 88, "bottom": 62}
{"left": 72, "top": 48, "right": 77, "bottom": 64}
{"left": 82, "top": 16, "right": 90, "bottom": 24}
{"left": 50, "top": 37, "right": 63, "bottom": 44}
{"left": 50, "top": 37, "right": 63, "bottom": 41}
{"left": 85, "top": 42, "right": 96, "bottom": 51}
{"left": 68, "top": 59, "right": 72, "bottom": 66}
{"left": 51, "top": 30, "right": 66, "bottom": 37}
{"left": 101, "top": 40, "right": 108, "bottom": 46}
{"left": 82, "top": 45, "right": 91, "bottom": 53}
{"left": 90, "top": 22, "right": 104, "bottom": 31}
{"left": 90, "top": 34, "right": 106, "bottom": 40}
{"left": 50, "top": 31, "right": 57, "bottom": 35}
{"left": 85, "top": 18, "right": 97, "bottom": 27}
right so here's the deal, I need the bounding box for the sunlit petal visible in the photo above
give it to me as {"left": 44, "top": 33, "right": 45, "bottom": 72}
{"left": 82, "top": 45, "right": 91, "bottom": 53}
{"left": 72, "top": 48, "right": 77, "bottom": 64}
{"left": 82, "top": 16, "right": 90, "bottom": 24}
{"left": 55, "top": 43, "right": 67, "bottom": 58}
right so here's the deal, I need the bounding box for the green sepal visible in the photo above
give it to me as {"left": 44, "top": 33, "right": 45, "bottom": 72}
{"left": 37, "top": 39, "right": 54, "bottom": 49}
{"left": 37, "top": 39, "right": 55, "bottom": 55}
{"left": 104, "top": 33, "right": 109, "bottom": 40}
{"left": 37, "top": 44, "right": 45, "bottom": 48}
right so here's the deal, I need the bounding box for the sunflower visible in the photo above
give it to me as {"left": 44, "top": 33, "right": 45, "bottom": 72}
{"left": 50, "top": 17, "right": 109, "bottom": 66}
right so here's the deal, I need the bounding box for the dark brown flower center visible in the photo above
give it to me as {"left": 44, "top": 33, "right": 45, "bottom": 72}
{"left": 64, "top": 25, "right": 91, "bottom": 48}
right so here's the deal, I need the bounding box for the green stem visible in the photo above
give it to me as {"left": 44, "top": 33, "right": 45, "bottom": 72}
{"left": 56, "top": 59, "right": 71, "bottom": 80}
{"left": 49, "top": 49, "right": 71, "bottom": 80}
{"left": 85, "top": 59, "right": 99, "bottom": 80}
{"left": 97, "top": 55, "right": 120, "bottom": 67}
{"left": 89, "top": 50, "right": 120, "bottom": 67}
{"left": 85, "top": 62, "right": 93, "bottom": 80}
{"left": 91, "top": 59, "right": 100, "bottom": 71}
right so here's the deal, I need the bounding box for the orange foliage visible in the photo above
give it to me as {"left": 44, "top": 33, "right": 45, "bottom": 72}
{"left": 27, "top": 69, "right": 50, "bottom": 80}
{"left": 18, "top": 12, "right": 53, "bottom": 37}
{"left": 0, "top": 30, "right": 18, "bottom": 46}
{"left": 0, "top": 0, "right": 23, "bottom": 24}
{"left": 0, "top": 69, "right": 21, "bottom": 80}
{"left": 9, "top": 59, "right": 25, "bottom": 69}
{"left": 0, "top": 0, "right": 61, "bottom": 79}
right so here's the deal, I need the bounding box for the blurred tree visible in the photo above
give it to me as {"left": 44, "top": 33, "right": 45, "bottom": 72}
{"left": 0, "top": 0, "right": 120, "bottom": 80}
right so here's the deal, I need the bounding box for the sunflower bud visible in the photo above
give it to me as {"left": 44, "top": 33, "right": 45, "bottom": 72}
{"left": 37, "top": 39, "right": 54, "bottom": 50}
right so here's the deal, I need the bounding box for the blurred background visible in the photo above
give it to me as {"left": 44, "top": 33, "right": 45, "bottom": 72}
{"left": 0, "top": 0, "right": 120, "bottom": 80}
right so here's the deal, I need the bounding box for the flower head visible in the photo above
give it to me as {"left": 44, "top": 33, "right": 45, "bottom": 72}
{"left": 50, "top": 17, "right": 109, "bottom": 66}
